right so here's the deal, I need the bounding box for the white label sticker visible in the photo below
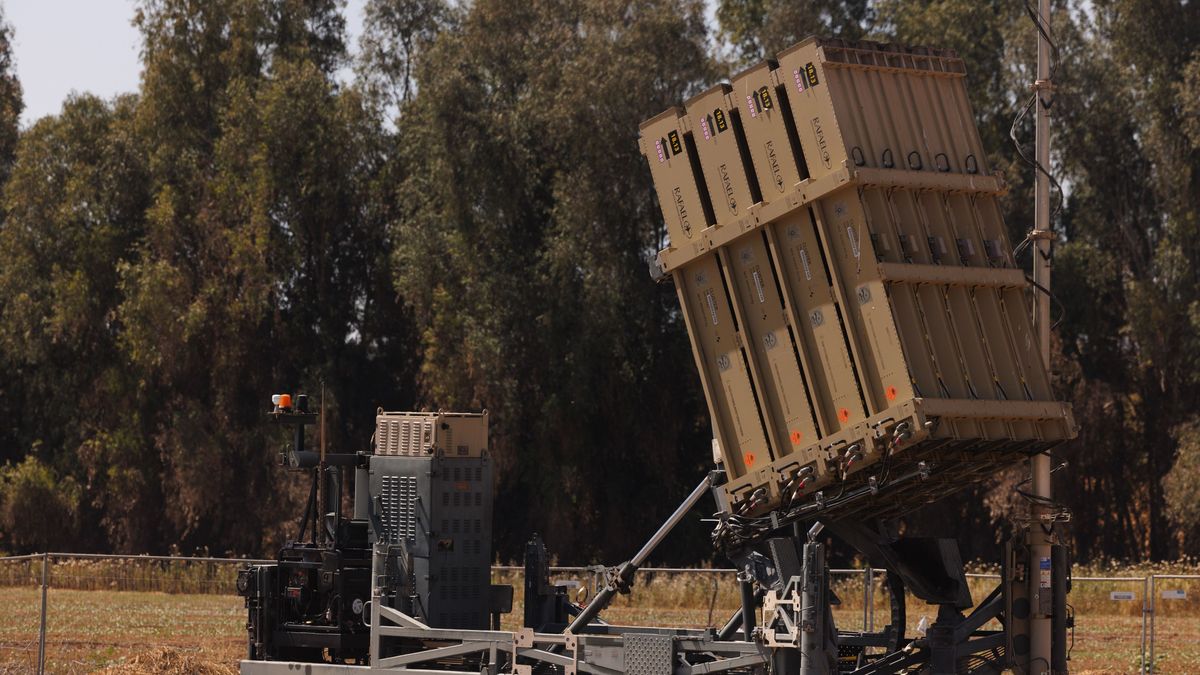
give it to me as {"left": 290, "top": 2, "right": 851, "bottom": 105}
{"left": 847, "top": 225, "right": 860, "bottom": 259}
{"left": 700, "top": 116, "right": 712, "bottom": 140}
{"left": 746, "top": 95, "right": 757, "bottom": 118}
{"left": 799, "top": 249, "right": 812, "bottom": 280}
{"left": 1110, "top": 591, "right": 1135, "bottom": 601}
{"left": 1162, "top": 589, "right": 1187, "bottom": 600}
{"left": 655, "top": 139, "right": 666, "bottom": 163}
{"left": 752, "top": 270, "right": 766, "bottom": 303}
{"left": 705, "top": 291, "right": 719, "bottom": 325}
{"left": 793, "top": 69, "right": 806, "bottom": 93}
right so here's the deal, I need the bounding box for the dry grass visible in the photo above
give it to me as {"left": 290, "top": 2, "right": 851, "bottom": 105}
{"left": 0, "top": 557, "right": 251, "bottom": 595}
{"left": 3, "top": 563, "right": 1199, "bottom": 673}
{"left": 92, "top": 649, "right": 237, "bottom": 675}
{"left": 0, "top": 588, "right": 245, "bottom": 674}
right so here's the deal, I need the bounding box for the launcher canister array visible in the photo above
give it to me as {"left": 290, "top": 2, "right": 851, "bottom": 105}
{"left": 640, "top": 37, "right": 1076, "bottom": 536}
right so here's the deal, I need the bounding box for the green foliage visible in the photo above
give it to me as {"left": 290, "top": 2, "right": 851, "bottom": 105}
{"left": 0, "top": 456, "right": 81, "bottom": 552}
{"left": 0, "top": 0, "right": 417, "bottom": 556}
{"left": 1165, "top": 422, "right": 1200, "bottom": 551}
{"left": 0, "top": 7, "right": 20, "bottom": 184}
{"left": 1046, "top": 0, "right": 1200, "bottom": 559}
{"left": 111, "top": 0, "right": 418, "bottom": 553}
{"left": 390, "top": 0, "right": 716, "bottom": 559}
{"left": 0, "top": 94, "right": 152, "bottom": 552}
{"left": 717, "top": 0, "right": 870, "bottom": 63}
{"left": 356, "top": 0, "right": 451, "bottom": 113}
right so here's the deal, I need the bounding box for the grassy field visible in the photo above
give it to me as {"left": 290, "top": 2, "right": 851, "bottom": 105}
{"left": 0, "top": 587, "right": 242, "bottom": 674}
{"left": 2, "top": 565, "right": 1199, "bottom": 673}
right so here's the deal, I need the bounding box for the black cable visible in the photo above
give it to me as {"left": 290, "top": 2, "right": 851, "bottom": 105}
{"left": 1024, "top": 0, "right": 1060, "bottom": 81}
{"left": 1025, "top": 275, "right": 1067, "bottom": 330}
{"left": 1013, "top": 233, "right": 1034, "bottom": 260}
{"left": 876, "top": 432, "right": 906, "bottom": 488}
{"left": 1016, "top": 455, "right": 1068, "bottom": 484}
{"left": 1010, "top": 0, "right": 1066, "bottom": 234}
{"left": 1033, "top": 3, "right": 1060, "bottom": 78}
{"left": 296, "top": 470, "right": 318, "bottom": 542}
{"left": 717, "top": 460, "right": 934, "bottom": 548}
{"left": 830, "top": 468, "right": 851, "bottom": 502}
{"left": 876, "top": 450, "right": 895, "bottom": 489}
{"left": 1014, "top": 485, "right": 1071, "bottom": 527}
{"left": 1015, "top": 487, "right": 1059, "bottom": 505}
{"left": 1010, "top": 93, "right": 1066, "bottom": 224}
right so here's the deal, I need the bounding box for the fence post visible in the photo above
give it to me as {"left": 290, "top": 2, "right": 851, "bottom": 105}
{"left": 1140, "top": 575, "right": 1148, "bottom": 674}
{"left": 859, "top": 569, "right": 868, "bottom": 631}
{"left": 865, "top": 568, "right": 874, "bottom": 632}
{"left": 1148, "top": 574, "right": 1157, "bottom": 673}
{"left": 37, "top": 552, "right": 48, "bottom": 675}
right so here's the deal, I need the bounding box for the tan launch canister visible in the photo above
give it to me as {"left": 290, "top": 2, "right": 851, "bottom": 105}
{"left": 640, "top": 108, "right": 712, "bottom": 253}
{"left": 640, "top": 37, "right": 1075, "bottom": 526}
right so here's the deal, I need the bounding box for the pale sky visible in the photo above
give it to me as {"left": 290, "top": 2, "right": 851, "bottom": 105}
{"left": 7, "top": 0, "right": 366, "bottom": 128}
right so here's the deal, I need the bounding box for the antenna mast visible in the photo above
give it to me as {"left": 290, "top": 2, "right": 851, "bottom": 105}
{"left": 1029, "top": 0, "right": 1061, "bottom": 670}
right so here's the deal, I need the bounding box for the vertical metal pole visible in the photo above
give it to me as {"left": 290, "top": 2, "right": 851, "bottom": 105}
{"left": 37, "top": 553, "right": 48, "bottom": 675}
{"left": 318, "top": 383, "right": 326, "bottom": 545}
{"left": 370, "top": 543, "right": 383, "bottom": 667}
{"left": 862, "top": 569, "right": 869, "bottom": 631}
{"left": 1030, "top": 0, "right": 1056, "bottom": 671}
{"left": 799, "top": 539, "right": 826, "bottom": 675}
{"left": 866, "top": 567, "right": 875, "bottom": 632}
{"left": 1148, "top": 575, "right": 1156, "bottom": 673}
{"left": 739, "top": 578, "right": 757, "bottom": 642}
{"left": 1140, "top": 576, "right": 1148, "bottom": 674}
{"left": 1032, "top": 7, "right": 1053, "bottom": 360}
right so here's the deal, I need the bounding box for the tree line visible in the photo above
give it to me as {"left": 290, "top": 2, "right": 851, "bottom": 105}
{"left": 0, "top": 0, "right": 1197, "bottom": 564}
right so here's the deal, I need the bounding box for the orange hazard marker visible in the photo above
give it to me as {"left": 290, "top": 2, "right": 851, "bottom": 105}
{"left": 744, "top": 452, "right": 756, "bottom": 467}
{"left": 886, "top": 385, "right": 898, "bottom": 401}
{"left": 838, "top": 408, "right": 850, "bottom": 423}
{"left": 790, "top": 430, "right": 803, "bottom": 445}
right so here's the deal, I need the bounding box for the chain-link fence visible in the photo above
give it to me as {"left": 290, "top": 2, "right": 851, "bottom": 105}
{"left": 1, "top": 552, "right": 265, "bottom": 674}
{"left": 1147, "top": 574, "right": 1200, "bottom": 673}
{"left": 4, "top": 554, "right": 1198, "bottom": 674}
